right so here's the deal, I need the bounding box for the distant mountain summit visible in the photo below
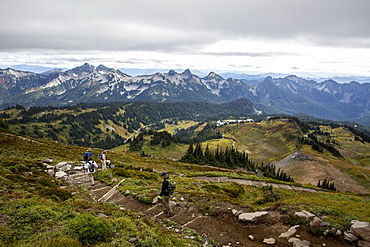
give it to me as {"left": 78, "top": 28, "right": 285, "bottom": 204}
{"left": 1, "top": 63, "right": 370, "bottom": 124}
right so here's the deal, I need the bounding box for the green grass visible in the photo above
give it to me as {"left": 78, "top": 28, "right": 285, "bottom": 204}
{"left": 1, "top": 118, "right": 370, "bottom": 245}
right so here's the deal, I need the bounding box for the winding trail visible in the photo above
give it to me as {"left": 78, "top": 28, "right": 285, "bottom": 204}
{"left": 56, "top": 164, "right": 347, "bottom": 247}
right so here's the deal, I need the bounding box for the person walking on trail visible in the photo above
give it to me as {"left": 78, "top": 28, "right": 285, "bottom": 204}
{"left": 159, "top": 172, "right": 175, "bottom": 217}
{"left": 100, "top": 150, "right": 108, "bottom": 170}
{"left": 84, "top": 156, "right": 99, "bottom": 186}
{"left": 83, "top": 148, "right": 93, "bottom": 163}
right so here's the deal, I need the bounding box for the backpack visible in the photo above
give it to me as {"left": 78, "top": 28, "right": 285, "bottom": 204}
{"left": 88, "top": 161, "right": 95, "bottom": 173}
{"left": 167, "top": 178, "right": 176, "bottom": 193}
{"left": 83, "top": 152, "right": 89, "bottom": 161}
{"left": 99, "top": 153, "right": 103, "bottom": 160}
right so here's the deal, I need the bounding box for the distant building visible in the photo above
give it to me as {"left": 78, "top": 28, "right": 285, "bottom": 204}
{"left": 216, "top": 119, "right": 254, "bottom": 126}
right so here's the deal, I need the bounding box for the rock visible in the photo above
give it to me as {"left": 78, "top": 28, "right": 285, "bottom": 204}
{"left": 263, "top": 238, "right": 275, "bottom": 245}
{"left": 344, "top": 231, "right": 358, "bottom": 242}
{"left": 47, "top": 170, "right": 55, "bottom": 177}
{"left": 294, "top": 210, "right": 316, "bottom": 218}
{"left": 55, "top": 161, "right": 68, "bottom": 169}
{"left": 310, "top": 216, "right": 322, "bottom": 228}
{"left": 232, "top": 209, "right": 242, "bottom": 216}
{"left": 351, "top": 221, "right": 370, "bottom": 241}
{"left": 320, "top": 221, "right": 331, "bottom": 227}
{"left": 177, "top": 202, "right": 187, "bottom": 208}
{"left": 97, "top": 213, "right": 108, "bottom": 218}
{"left": 238, "top": 211, "right": 268, "bottom": 222}
{"left": 152, "top": 196, "right": 160, "bottom": 204}
{"left": 289, "top": 238, "right": 310, "bottom": 247}
{"left": 200, "top": 238, "right": 209, "bottom": 245}
{"left": 248, "top": 235, "right": 254, "bottom": 240}
{"left": 55, "top": 171, "right": 67, "bottom": 179}
{"left": 358, "top": 240, "right": 370, "bottom": 247}
{"left": 279, "top": 225, "right": 299, "bottom": 238}
{"left": 46, "top": 165, "right": 54, "bottom": 169}
{"left": 169, "top": 201, "right": 176, "bottom": 207}
{"left": 128, "top": 237, "right": 138, "bottom": 243}
{"left": 330, "top": 228, "right": 337, "bottom": 235}
{"left": 43, "top": 159, "right": 53, "bottom": 163}
{"left": 74, "top": 166, "right": 84, "bottom": 171}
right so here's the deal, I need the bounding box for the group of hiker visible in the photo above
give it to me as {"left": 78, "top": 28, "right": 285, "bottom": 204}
{"left": 82, "top": 148, "right": 176, "bottom": 217}
{"left": 83, "top": 148, "right": 111, "bottom": 185}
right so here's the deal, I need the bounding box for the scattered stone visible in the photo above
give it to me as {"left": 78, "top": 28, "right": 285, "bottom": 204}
{"left": 97, "top": 213, "right": 108, "bottom": 218}
{"left": 320, "top": 221, "right": 331, "bottom": 227}
{"left": 55, "top": 161, "right": 68, "bottom": 169}
{"left": 200, "top": 238, "right": 209, "bottom": 245}
{"left": 43, "top": 159, "right": 53, "bottom": 163}
{"left": 74, "top": 166, "right": 84, "bottom": 171}
{"left": 351, "top": 220, "right": 370, "bottom": 241}
{"left": 232, "top": 209, "right": 242, "bottom": 216}
{"left": 128, "top": 237, "right": 138, "bottom": 243}
{"left": 343, "top": 231, "right": 358, "bottom": 242}
{"left": 294, "top": 210, "right": 315, "bottom": 218}
{"left": 358, "top": 240, "right": 370, "bottom": 247}
{"left": 289, "top": 238, "right": 310, "bottom": 247}
{"left": 330, "top": 228, "right": 337, "bottom": 235}
{"left": 46, "top": 165, "right": 54, "bottom": 169}
{"left": 238, "top": 211, "right": 268, "bottom": 222}
{"left": 152, "top": 196, "right": 160, "bottom": 204}
{"left": 263, "top": 238, "right": 275, "bottom": 245}
{"left": 46, "top": 170, "right": 55, "bottom": 177}
{"left": 309, "top": 216, "right": 322, "bottom": 228}
{"left": 279, "top": 225, "right": 299, "bottom": 238}
{"left": 248, "top": 235, "right": 254, "bottom": 240}
{"left": 55, "top": 171, "right": 67, "bottom": 179}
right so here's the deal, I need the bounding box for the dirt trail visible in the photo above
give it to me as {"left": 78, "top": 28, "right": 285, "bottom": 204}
{"left": 73, "top": 178, "right": 354, "bottom": 247}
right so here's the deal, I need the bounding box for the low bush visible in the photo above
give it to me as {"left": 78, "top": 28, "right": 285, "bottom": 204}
{"left": 66, "top": 214, "right": 113, "bottom": 245}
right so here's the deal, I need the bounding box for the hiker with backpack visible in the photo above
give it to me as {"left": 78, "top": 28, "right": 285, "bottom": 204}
{"left": 84, "top": 156, "right": 99, "bottom": 186}
{"left": 83, "top": 148, "right": 93, "bottom": 163}
{"left": 99, "top": 150, "right": 108, "bottom": 170}
{"left": 159, "top": 172, "right": 176, "bottom": 217}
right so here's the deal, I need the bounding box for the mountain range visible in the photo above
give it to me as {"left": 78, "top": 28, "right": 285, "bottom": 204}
{"left": 1, "top": 63, "right": 370, "bottom": 125}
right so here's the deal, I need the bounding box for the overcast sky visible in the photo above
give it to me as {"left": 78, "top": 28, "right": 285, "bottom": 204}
{"left": 1, "top": 0, "right": 370, "bottom": 78}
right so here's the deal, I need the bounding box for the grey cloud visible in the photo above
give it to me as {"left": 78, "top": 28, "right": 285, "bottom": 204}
{"left": 1, "top": 0, "right": 369, "bottom": 53}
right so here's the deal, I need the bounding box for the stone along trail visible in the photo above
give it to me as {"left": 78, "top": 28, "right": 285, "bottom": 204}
{"left": 49, "top": 161, "right": 359, "bottom": 247}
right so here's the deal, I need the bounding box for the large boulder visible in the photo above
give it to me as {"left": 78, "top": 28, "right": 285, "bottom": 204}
{"left": 351, "top": 221, "right": 370, "bottom": 241}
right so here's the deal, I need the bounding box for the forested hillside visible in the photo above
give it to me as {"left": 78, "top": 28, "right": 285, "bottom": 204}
{"left": 0, "top": 98, "right": 257, "bottom": 149}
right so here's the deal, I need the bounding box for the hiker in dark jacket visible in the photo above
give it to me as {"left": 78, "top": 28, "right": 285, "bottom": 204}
{"left": 83, "top": 148, "right": 93, "bottom": 162}
{"left": 159, "top": 172, "right": 174, "bottom": 217}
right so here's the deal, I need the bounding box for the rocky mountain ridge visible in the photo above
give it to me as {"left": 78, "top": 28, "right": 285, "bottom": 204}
{"left": 1, "top": 63, "right": 370, "bottom": 123}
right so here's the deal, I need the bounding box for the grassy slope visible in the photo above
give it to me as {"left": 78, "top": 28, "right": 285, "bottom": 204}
{"left": 1, "top": 130, "right": 370, "bottom": 246}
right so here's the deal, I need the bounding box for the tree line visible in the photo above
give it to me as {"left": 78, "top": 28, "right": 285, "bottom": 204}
{"left": 180, "top": 142, "right": 294, "bottom": 182}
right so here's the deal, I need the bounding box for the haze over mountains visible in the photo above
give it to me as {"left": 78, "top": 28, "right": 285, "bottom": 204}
{"left": 1, "top": 63, "right": 370, "bottom": 125}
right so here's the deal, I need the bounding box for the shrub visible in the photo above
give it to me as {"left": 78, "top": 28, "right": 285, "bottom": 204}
{"left": 39, "top": 188, "right": 73, "bottom": 201}
{"left": 66, "top": 214, "right": 113, "bottom": 244}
